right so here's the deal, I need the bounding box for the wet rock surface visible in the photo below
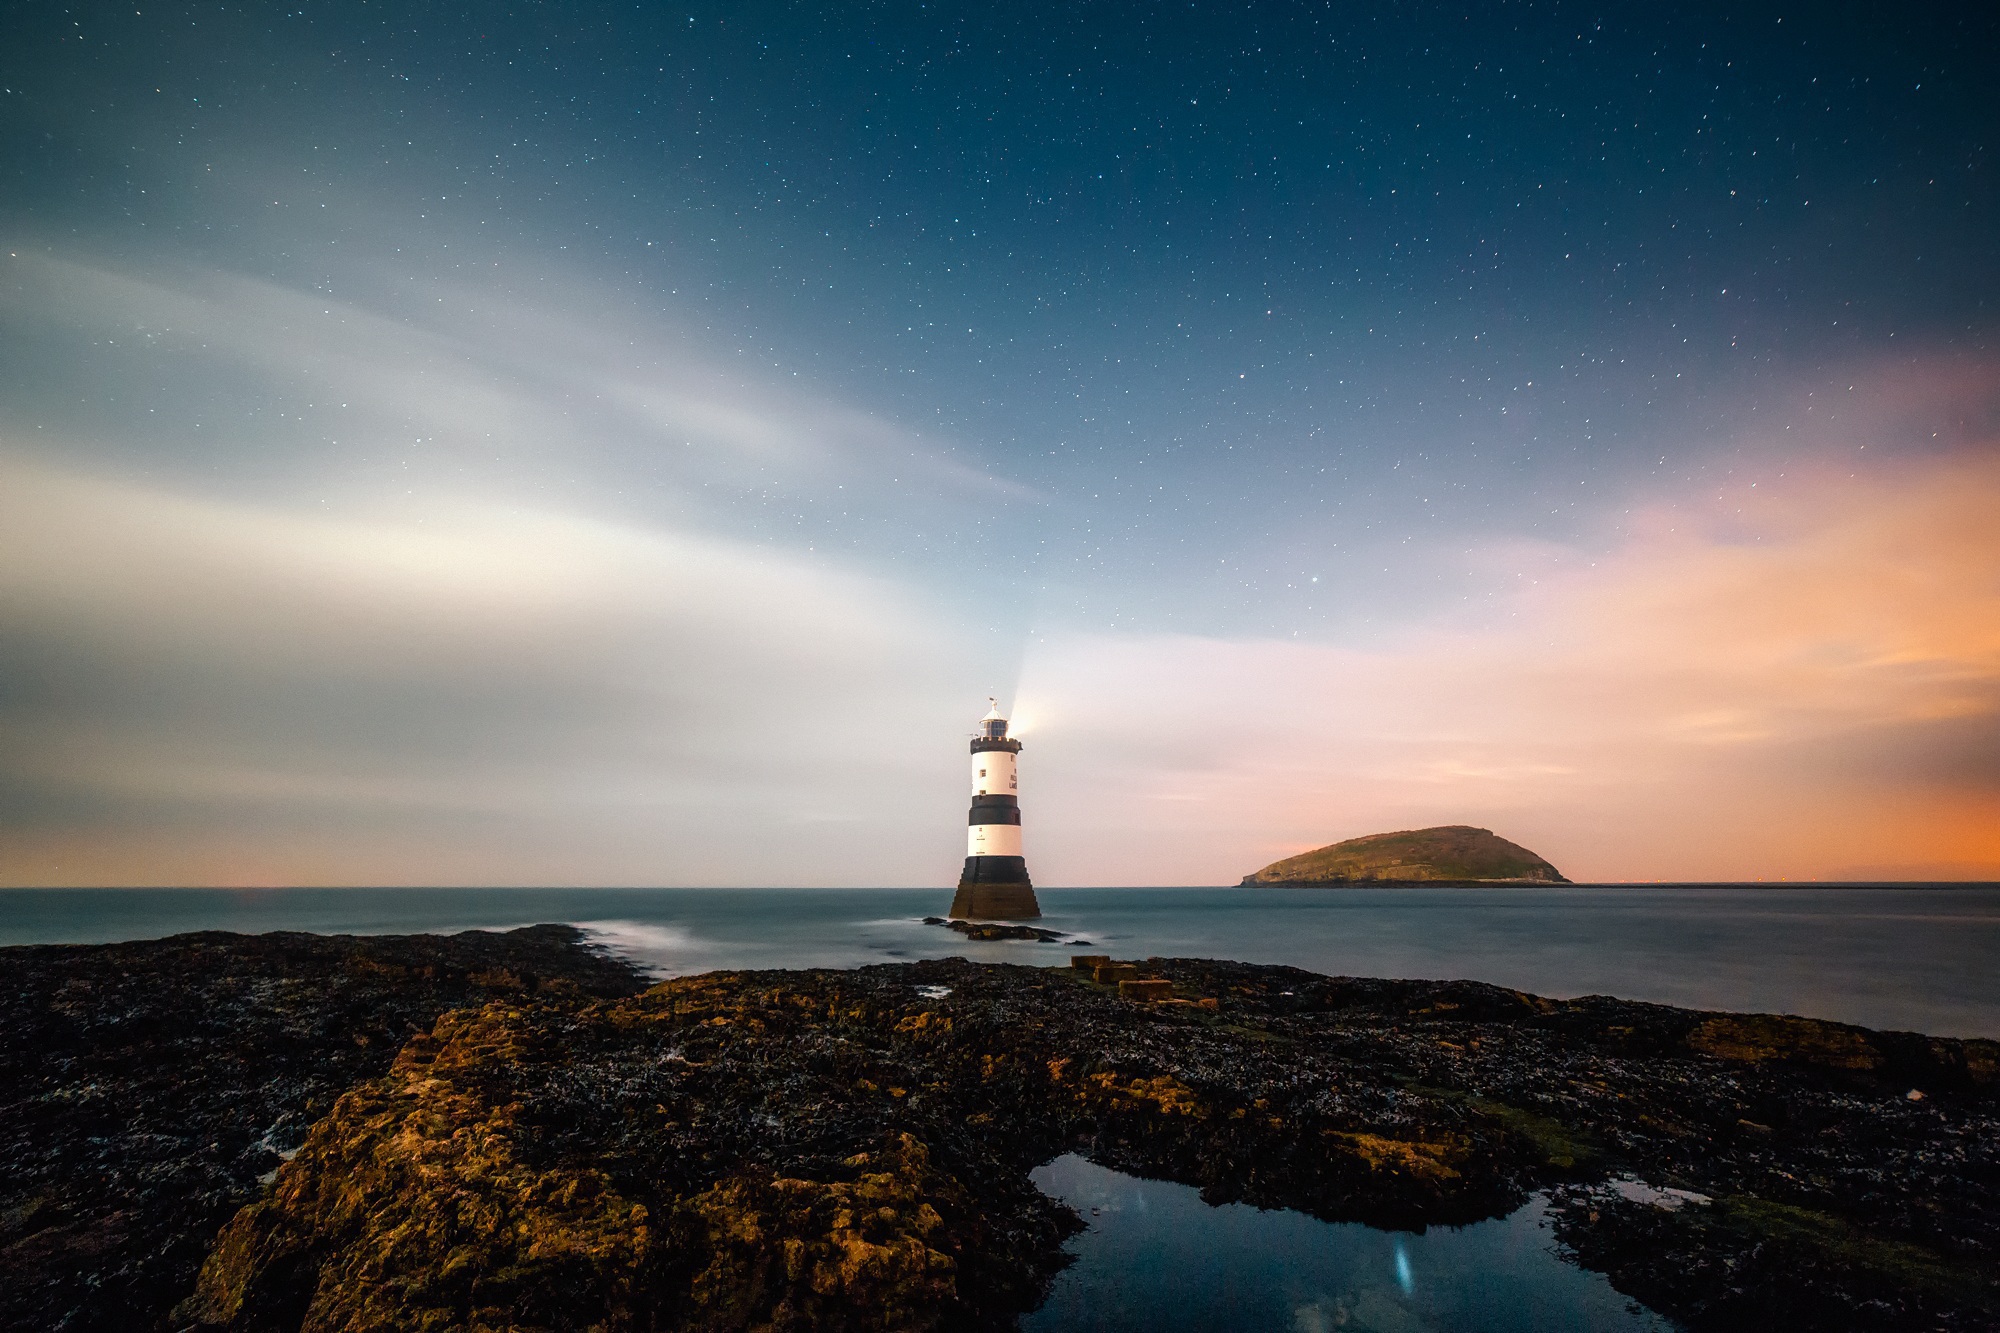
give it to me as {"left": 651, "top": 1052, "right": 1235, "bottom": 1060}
{"left": 0, "top": 926, "right": 648, "bottom": 1333}
{"left": 5, "top": 937, "right": 1997, "bottom": 1332}
{"left": 178, "top": 955, "right": 1997, "bottom": 1333}
{"left": 921, "top": 917, "right": 1078, "bottom": 944}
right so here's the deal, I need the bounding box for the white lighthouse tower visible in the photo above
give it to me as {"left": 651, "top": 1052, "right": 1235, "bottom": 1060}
{"left": 948, "top": 699, "right": 1041, "bottom": 920}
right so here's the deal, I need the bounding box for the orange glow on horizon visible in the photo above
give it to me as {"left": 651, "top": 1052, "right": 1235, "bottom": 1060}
{"left": 1020, "top": 448, "right": 2000, "bottom": 884}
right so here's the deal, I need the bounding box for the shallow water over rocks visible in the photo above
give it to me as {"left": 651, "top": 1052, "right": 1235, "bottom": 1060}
{"left": 1026, "top": 1154, "right": 1671, "bottom": 1333}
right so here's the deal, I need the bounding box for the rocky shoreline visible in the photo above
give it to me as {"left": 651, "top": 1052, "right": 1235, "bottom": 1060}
{"left": 921, "top": 916, "right": 1081, "bottom": 945}
{"left": 3, "top": 929, "right": 1996, "bottom": 1331}
{"left": 0, "top": 926, "right": 649, "bottom": 1333}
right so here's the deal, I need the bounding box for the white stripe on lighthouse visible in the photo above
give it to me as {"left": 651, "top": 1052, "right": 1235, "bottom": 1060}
{"left": 971, "top": 750, "right": 1018, "bottom": 795}
{"left": 967, "top": 823, "right": 1023, "bottom": 857}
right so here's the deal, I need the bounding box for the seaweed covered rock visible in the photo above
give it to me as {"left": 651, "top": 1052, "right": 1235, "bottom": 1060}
{"left": 184, "top": 959, "right": 2000, "bottom": 1332}
{"left": 0, "top": 926, "right": 647, "bottom": 1333}
{"left": 181, "top": 969, "right": 1098, "bottom": 1333}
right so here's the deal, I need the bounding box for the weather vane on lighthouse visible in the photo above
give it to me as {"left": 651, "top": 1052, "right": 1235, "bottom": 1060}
{"left": 948, "top": 697, "right": 1041, "bottom": 920}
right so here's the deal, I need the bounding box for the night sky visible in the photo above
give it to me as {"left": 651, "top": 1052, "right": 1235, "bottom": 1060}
{"left": 2, "top": 0, "right": 1996, "bottom": 885}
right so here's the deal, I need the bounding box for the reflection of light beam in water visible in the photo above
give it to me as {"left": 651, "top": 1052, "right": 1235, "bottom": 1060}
{"left": 1024, "top": 1155, "right": 1674, "bottom": 1331}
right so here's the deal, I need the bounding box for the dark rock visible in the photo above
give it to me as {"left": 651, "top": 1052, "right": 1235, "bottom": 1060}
{"left": 8, "top": 939, "right": 1996, "bottom": 1332}
{"left": 0, "top": 926, "right": 647, "bottom": 1332}
{"left": 926, "top": 918, "right": 1069, "bottom": 944}
{"left": 183, "top": 958, "right": 1998, "bottom": 1332}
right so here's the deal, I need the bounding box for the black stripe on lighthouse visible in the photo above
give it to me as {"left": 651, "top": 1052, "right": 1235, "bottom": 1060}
{"left": 968, "top": 795, "right": 1021, "bottom": 825}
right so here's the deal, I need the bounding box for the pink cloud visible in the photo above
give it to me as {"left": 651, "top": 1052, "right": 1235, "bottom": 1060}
{"left": 1018, "top": 448, "right": 2000, "bottom": 883}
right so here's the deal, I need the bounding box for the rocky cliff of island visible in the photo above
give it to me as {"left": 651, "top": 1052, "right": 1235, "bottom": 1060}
{"left": 1240, "top": 824, "right": 1570, "bottom": 886}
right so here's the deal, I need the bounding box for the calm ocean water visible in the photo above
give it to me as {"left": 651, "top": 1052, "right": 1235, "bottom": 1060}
{"left": 3, "top": 883, "right": 1996, "bottom": 1038}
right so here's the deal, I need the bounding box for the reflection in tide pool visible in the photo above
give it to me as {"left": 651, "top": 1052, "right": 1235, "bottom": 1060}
{"left": 1024, "top": 1155, "right": 1671, "bottom": 1333}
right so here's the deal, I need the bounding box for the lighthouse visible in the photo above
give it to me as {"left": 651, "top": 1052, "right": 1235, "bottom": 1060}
{"left": 948, "top": 699, "right": 1042, "bottom": 920}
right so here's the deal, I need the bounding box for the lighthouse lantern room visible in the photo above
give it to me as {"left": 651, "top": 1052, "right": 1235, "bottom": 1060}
{"left": 948, "top": 699, "right": 1042, "bottom": 920}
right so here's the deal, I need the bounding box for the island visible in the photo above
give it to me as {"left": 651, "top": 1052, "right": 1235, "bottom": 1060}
{"left": 3, "top": 929, "right": 1995, "bottom": 1332}
{"left": 1240, "top": 824, "right": 1572, "bottom": 886}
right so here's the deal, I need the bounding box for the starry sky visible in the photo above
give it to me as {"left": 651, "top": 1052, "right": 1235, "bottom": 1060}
{"left": 2, "top": 0, "right": 1996, "bottom": 885}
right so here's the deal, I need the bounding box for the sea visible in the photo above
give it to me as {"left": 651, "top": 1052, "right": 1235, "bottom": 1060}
{"left": 8, "top": 882, "right": 1995, "bottom": 1330}
{"left": 3, "top": 882, "right": 1996, "bottom": 1038}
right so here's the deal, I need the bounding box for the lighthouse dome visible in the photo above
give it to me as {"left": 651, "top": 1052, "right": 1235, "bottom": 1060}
{"left": 979, "top": 698, "right": 1009, "bottom": 740}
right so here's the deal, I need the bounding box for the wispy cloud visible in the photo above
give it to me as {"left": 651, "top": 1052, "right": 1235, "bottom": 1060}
{"left": 0, "top": 245, "right": 1044, "bottom": 887}
{"left": 0, "top": 449, "right": 1000, "bottom": 884}
{"left": 4, "top": 243, "right": 1995, "bottom": 886}
{"left": 1, "top": 249, "right": 1041, "bottom": 557}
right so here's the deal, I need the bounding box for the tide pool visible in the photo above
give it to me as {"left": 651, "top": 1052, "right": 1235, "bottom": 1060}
{"left": 1025, "top": 1155, "right": 1668, "bottom": 1333}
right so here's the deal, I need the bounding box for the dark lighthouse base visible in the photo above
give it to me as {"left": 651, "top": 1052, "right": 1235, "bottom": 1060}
{"left": 950, "top": 856, "right": 1041, "bottom": 920}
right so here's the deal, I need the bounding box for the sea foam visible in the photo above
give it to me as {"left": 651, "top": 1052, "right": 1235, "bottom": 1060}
{"left": 573, "top": 919, "right": 707, "bottom": 977}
